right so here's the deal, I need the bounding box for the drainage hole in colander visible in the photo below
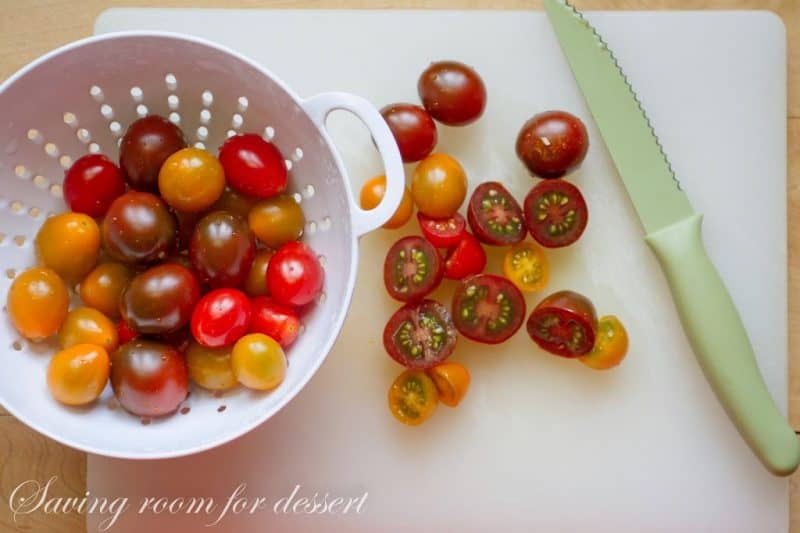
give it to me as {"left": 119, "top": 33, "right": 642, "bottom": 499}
{"left": 136, "top": 105, "right": 149, "bottom": 118}
{"left": 89, "top": 142, "right": 101, "bottom": 154}
{"left": 196, "top": 126, "right": 208, "bottom": 141}
{"left": 130, "top": 86, "right": 143, "bottom": 102}
{"left": 49, "top": 184, "right": 62, "bottom": 198}
{"left": 284, "top": 159, "right": 293, "bottom": 171}
{"left": 180, "top": 406, "right": 191, "bottom": 415}
{"left": 319, "top": 216, "right": 332, "bottom": 231}
{"left": 306, "top": 221, "right": 317, "bottom": 235}
{"left": 226, "top": 129, "right": 236, "bottom": 139}
{"left": 165, "top": 73, "right": 177, "bottom": 91}
{"left": 302, "top": 184, "right": 315, "bottom": 199}
{"left": 76, "top": 129, "right": 91, "bottom": 144}
{"left": 26, "top": 129, "right": 42, "bottom": 144}
{"left": 14, "top": 165, "right": 31, "bottom": 179}
{"left": 201, "top": 90, "right": 214, "bottom": 107}
{"left": 89, "top": 85, "right": 103, "bottom": 101}
{"left": 292, "top": 147, "right": 304, "bottom": 162}
{"left": 318, "top": 291, "right": 327, "bottom": 303}
{"left": 13, "top": 235, "right": 26, "bottom": 247}
{"left": 217, "top": 405, "right": 227, "bottom": 413}
{"left": 100, "top": 104, "right": 114, "bottom": 120}
{"left": 44, "top": 143, "right": 59, "bottom": 158}
{"left": 12, "top": 340, "right": 23, "bottom": 351}
{"left": 28, "top": 207, "right": 40, "bottom": 219}
{"left": 298, "top": 324, "right": 306, "bottom": 335}
{"left": 200, "top": 109, "right": 211, "bottom": 125}
{"left": 292, "top": 192, "right": 302, "bottom": 204}
{"left": 109, "top": 121, "right": 122, "bottom": 136}
{"left": 63, "top": 112, "right": 78, "bottom": 128}
{"left": 168, "top": 94, "right": 180, "bottom": 110}
{"left": 169, "top": 112, "right": 181, "bottom": 125}
{"left": 263, "top": 126, "right": 275, "bottom": 140}
{"left": 33, "top": 175, "right": 49, "bottom": 188}
{"left": 5, "top": 268, "right": 16, "bottom": 279}
{"left": 194, "top": 142, "right": 206, "bottom": 150}
{"left": 10, "top": 201, "right": 23, "bottom": 214}
{"left": 231, "top": 114, "right": 244, "bottom": 130}
{"left": 317, "top": 254, "right": 327, "bottom": 267}
{"left": 59, "top": 155, "right": 72, "bottom": 169}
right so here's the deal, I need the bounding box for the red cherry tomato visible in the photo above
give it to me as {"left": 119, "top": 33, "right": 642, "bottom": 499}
{"left": 63, "top": 154, "right": 126, "bottom": 218}
{"left": 451, "top": 274, "right": 526, "bottom": 344}
{"left": 523, "top": 180, "right": 588, "bottom": 248}
{"left": 383, "top": 236, "right": 444, "bottom": 303}
{"left": 444, "top": 233, "right": 486, "bottom": 280}
{"left": 526, "top": 290, "right": 598, "bottom": 357}
{"left": 249, "top": 297, "right": 301, "bottom": 348}
{"left": 418, "top": 61, "right": 486, "bottom": 126}
{"left": 417, "top": 212, "right": 466, "bottom": 249}
{"left": 218, "top": 133, "right": 287, "bottom": 198}
{"left": 380, "top": 103, "right": 438, "bottom": 163}
{"left": 467, "top": 181, "right": 525, "bottom": 246}
{"left": 191, "top": 288, "right": 252, "bottom": 348}
{"left": 516, "top": 110, "right": 589, "bottom": 179}
{"left": 383, "top": 299, "right": 457, "bottom": 369}
{"left": 117, "top": 319, "right": 139, "bottom": 344}
{"left": 267, "top": 242, "right": 324, "bottom": 307}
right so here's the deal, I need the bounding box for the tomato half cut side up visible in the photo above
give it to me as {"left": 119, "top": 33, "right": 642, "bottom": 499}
{"left": 383, "top": 236, "right": 444, "bottom": 302}
{"left": 417, "top": 212, "right": 466, "bottom": 249}
{"left": 383, "top": 300, "right": 457, "bottom": 369}
{"left": 526, "top": 290, "right": 598, "bottom": 357}
{"left": 523, "top": 180, "right": 588, "bottom": 248}
{"left": 467, "top": 181, "right": 526, "bottom": 246}
{"left": 451, "top": 274, "right": 526, "bottom": 344}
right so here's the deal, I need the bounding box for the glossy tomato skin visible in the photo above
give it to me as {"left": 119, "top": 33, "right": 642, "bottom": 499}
{"left": 527, "top": 290, "right": 598, "bottom": 357}
{"left": 244, "top": 249, "right": 273, "bottom": 297}
{"left": 111, "top": 340, "right": 188, "bottom": 417}
{"left": 523, "top": 180, "right": 588, "bottom": 248}
{"left": 427, "top": 362, "right": 470, "bottom": 407}
{"left": 380, "top": 103, "right": 438, "bottom": 163}
{"left": 383, "top": 236, "right": 444, "bottom": 302}
{"left": 451, "top": 274, "right": 526, "bottom": 344}
{"left": 444, "top": 233, "right": 486, "bottom": 280}
{"left": 231, "top": 333, "right": 287, "bottom": 390}
{"left": 185, "top": 341, "right": 237, "bottom": 391}
{"left": 7, "top": 267, "right": 69, "bottom": 341}
{"left": 267, "top": 241, "right": 324, "bottom": 307}
{"left": 418, "top": 61, "right": 486, "bottom": 126}
{"left": 158, "top": 147, "right": 225, "bottom": 213}
{"left": 360, "top": 175, "right": 414, "bottom": 230}
{"left": 467, "top": 181, "right": 525, "bottom": 246}
{"left": 36, "top": 212, "right": 101, "bottom": 283}
{"left": 516, "top": 111, "right": 589, "bottom": 179}
{"left": 248, "top": 194, "right": 305, "bottom": 248}
{"left": 219, "top": 133, "right": 287, "bottom": 198}
{"left": 120, "top": 263, "right": 200, "bottom": 335}
{"left": 580, "top": 315, "right": 629, "bottom": 370}
{"left": 117, "top": 319, "right": 139, "bottom": 344}
{"left": 47, "top": 344, "right": 110, "bottom": 406}
{"left": 191, "top": 288, "right": 252, "bottom": 348}
{"left": 58, "top": 306, "right": 118, "bottom": 352}
{"left": 417, "top": 212, "right": 466, "bottom": 249}
{"left": 190, "top": 211, "right": 256, "bottom": 288}
{"left": 383, "top": 299, "right": 457, "bottom": 369}
{"left": 411, "top": 153, "right": 467, "bottom": 219}
{"left": 63, "top": 154, "right": 126, "bottom": 217}
{"left": 119, "top": 115, "right": 187, "bottom": 191}
{"left": 79, "top": 262, "right": 133, "bottom": 319}
{"left": 211, "top": 187, "right": 259, "bottom": 219}
{"left": 103, "top": 191, "right": 177, "bottom": 263}
{"left": 249, "top": 297, "right": 301, "bottom": 348}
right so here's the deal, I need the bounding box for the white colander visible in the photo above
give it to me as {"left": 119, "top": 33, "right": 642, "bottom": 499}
{"left": 0, "top": 31, "right": 404, "bottom": 459}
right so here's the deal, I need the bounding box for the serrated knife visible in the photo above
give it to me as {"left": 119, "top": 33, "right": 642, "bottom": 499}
{"left": 543, "top": 0, "right": 800, "bottom": 476}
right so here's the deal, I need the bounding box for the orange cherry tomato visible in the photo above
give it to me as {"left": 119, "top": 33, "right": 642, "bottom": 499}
{"left": 47, "top": 344, "right": 110, "bottom": 406}
{"left": 231, "top": 333, "right": 287, "bottom": 391}
{"left": 186, "top": 341, "right": 237, "bottom": 391}
{"left": 248, "top": 194, "right": 305, "bottom": 248}
{"left": 7, "top": 267, "right": 69, "bottom": 341}
{"left": 503, "top": 241, "right": 549, "bottom": 292}
{"left": 427, "top": 362, "right": 471, "bottom": 407}
{"left": 79, "top": 262, "right": 132, "bottom": 319}
{"left": 359, "top": 175, "right": 414, "bottom": 229}
{"left": 245, "top": 249, "right": 274, "bottom": 297}
{"left": 580, "top": 315, "right": 629, "bottom": 370}
{"left": 388, "top": 369, "right": 438, "bottom": 426}
{"left": 35, "top": 212, "right": 100, "bottom": 283}
{"left": 58, "top": 307, "right": 118, "bottom": 352}
{"left": 411, "top": 154, "right": 467, "bottom": 219}
{"left": 158, "top": 147, "right": 225, "bottom": 213}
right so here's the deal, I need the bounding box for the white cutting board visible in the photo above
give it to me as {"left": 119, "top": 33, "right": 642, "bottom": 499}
{"left": 90, "top": 9, "right": 788, "bottom": 533}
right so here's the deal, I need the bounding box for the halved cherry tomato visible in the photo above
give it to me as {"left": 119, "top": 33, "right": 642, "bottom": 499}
{"left": 383, "top": 236, "right": 443, "bottom": 302}
{"left": 267, "top": 241, "right": 324, "bottom": 307}
{"left": 467, "top": 182, "right": 525, "bottom": 246}
{"left": 79, "top": 262, "right": 133, "bottom": 319}
{"left": 218, "top": 133, "right": 287, "bottom": 199}
{"left": 516, "top": 110, "right": 589, "bottom": 179}
{"left": 503, "top": 241, "right": 549, "bottom": 292}
{"left": 444, "top": 233, "right": 486, "bottom": 280}
{"left": 580, "top": 315, "right": 629, "bottom": 370}
{"left": 523, "top": 180, "right": 588, "bottom": 248}
{"left": 249, "top": 297, "right": 301, "bottom": 348}
{"left": 191, "top": 288, "right": 252, "bottom": 348}
{"left": 383, "top": 299, "right": 457, "bottom": 369}
{"left": 36, "top": 212, "right": 101, "bottom": 283}
{"left": 47, "top": 344, "right": 110, "bottom": 406}
{"left": 380, "top": 103, "right": 438, "bottom": 163}
{"left": 451, "top": 274, "right": 525, "bottom": 344}
{"left": 527, "top": 290, "right": 598, "bottom": 357}
{"left": 231, "top": 333, "right": 287, "bottom": 391}
{"left": 427, "top": 362, "right": 470, "bottom": 407}
{"left": 359, "top": 175, "right": 414, "bottom": 230}
{"left": 117, "top": 319, "right": 139, "bottom": 344}
{"left": 388, "top": 369, "right": 438, "bottom": 426}
{"left": 63, "top": 154, "right": 126, "bottom": 218}
{"left": 7, "top": 267, "right": 69, "bottom": 341}
{"left": 417, "top": 212, "right": 466, "bottom": 249}
{"left": 411, "top": 153, "right": 467, "bottom": 219}
{"left": 58, "top": 307, "right": 118, "bottom": 353}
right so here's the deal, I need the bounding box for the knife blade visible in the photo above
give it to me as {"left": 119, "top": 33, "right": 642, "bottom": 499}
{"left": 543, "top": 0, "right": 800, "bottom": 476}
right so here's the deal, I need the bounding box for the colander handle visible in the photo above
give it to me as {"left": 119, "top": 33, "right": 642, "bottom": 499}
{"left": 302, "top": 92, "right": 405, "bottom": 237}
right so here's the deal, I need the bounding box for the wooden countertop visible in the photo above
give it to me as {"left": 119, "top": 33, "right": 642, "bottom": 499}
{"left": 0, "top": 1, "right": 797, "bottom": 531}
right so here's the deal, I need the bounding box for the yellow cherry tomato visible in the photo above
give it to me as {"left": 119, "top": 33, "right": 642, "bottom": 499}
{"left": 7, "top": 267, "right": 69, "bottom": 341}
{"left": 79, "top": 262, "right": 132, "bottom": 318}
{"left": 158, "top": 147, "right": 225, "bottom": 213}
{"left": 411, "top": 153, "right": 467, "bottom": 218}
{"left": 427, "top": 362, "right": 471, "bottom": 407}
{"left": 248, "top": 194, "right": 305, "bottom": 248}
{"left": 580, "top": 315, "right": 629, "bottom": 370}
{"left": 245, "top": 249, "right": 273, "bottom": 297}
{"left": 503, "top": 240, "right": 549, "bottom": 292}
{"left": 359, "top": 175, "right": 414, "bottom": 229}
{"left": 388, "top": 369, "right": 438, "bottom": 426}
{"left": 231, "top": 333, "right": 287, "bottom": 391}
{"left": 58, "top": 307, "right": 118, "bottom": 352}
{"left": 35, "top": 212, "right": 100, "bottom": 283}
{"left": 186, "top": 341, "right": 237, "bottom": 391}
{"left": 47, "top": 344, "right": 110, "bottom": 406}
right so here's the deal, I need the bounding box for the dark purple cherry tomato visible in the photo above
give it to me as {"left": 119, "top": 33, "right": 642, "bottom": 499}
{"left": 267, "top": 241, "right": 324, "bottom": 307}
{"left": 191, "top": 288, "right": 252, "bottom": 348}
{"left": 383, "top": 236, "right": 443, "bottom": 302}
{"left": 119, "top": 115, "right": 187, "bottom": 191}
{"left": 527, "top": 290, "right": 598, "bottom": 357}
{"left": 516, "top": 111, "right": 589, "bottom": 179}
{"left": 523, "top": 180, "right": 588, "bottom": 248}
{"left": 103, "top": 191, "right": 177, "bottom": 264}
{"left": 218, "top": 134, "right": 287, "bottom": 199}
{"left": 120, "top": 263, "right": 200, "bottom": 335}
{"left": 190, "top": 211, "right": 255, "bottom": 288}
{"left": 249, "top": 297, "right": 301, "bottom": 348}
{"left": 63, "top": 154, "right": 126, "bottom": 218}
{"left": 380, "top": 103, "right": 437, "bottom": 163}
{"left": 418, "top": 61, "right": 486, "bottom": 126}
{"left": 383, "top": 299, "right": 457, "bottom": 369}
{"left": 467, "top": 181, "right": 525, "bottom": 246}
{"left": 452, "top": 274, "right": 526, "bottom": 344}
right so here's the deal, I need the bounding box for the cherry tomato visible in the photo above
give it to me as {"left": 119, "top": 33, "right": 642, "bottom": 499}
{"left": 117, "top": 320, "right": 139, "bottom": 344}
{"left": 249, "top": 297, "right": 301, "bottom": 348}
{"left": 185, "top": 341, "right": 237, "bottom": 391}
{"left": 190, "top": 211, "right": 255, "bottom": 288}
{"left": 120, "top": 264, "right": 200, "bottom": 335}
{"left": 47, "top": 344, "right": 110, "bottom": 406}
{"left": 63, "top": 154, "right": 126, "bottom": 217}
{"left": 467, "top": 181, "right": 525, "bottom": 246}
{"left": 79, "top": 262, "right": 132, "bottom": 319}
{"left": 7, "top": 267, "right": 69, "bottom": 341}
{"left": 157, "top": 327, "right": 192, "bottom": 353}
{"left": 267, "top": 241, "right": 324, "bottom": 307}
{"left": 103, "top": 191, "right": 177, "bottom": 263}
{"left": 245, "top": 249, "right": 273, "bottom": 297}
{"left": 388, "top": 369, "right": 438, "bottom": 426}
{"left": 58, "top": 307, "right": 118, "bottom": 352}
{"left": 219, "top": 133, "right": 287, "bottom": 199}
{"left": 191, "top": 288, "right": 252, "bottom": 348}
{"left": 444, "top": 233, "right": 486, "bottom": 280}
{"left": 231, "top": 333, "right": 287, "bottom": 391}
{"left": 411, "top": 153, "right": 467, "bottom": 219}
{"left": 359, "top": 175, "right": 414, "bottom": 230}
{"left": 452, "top": 274, "right": 525, "bottom": 344}
{"left": 516, "top": 110, "right": 589, "bottom": 179}
{"left": 383, "top": 299, "right": 457, "bottom": 369}
{"left": 158, "top": 147, "right": 225, "bottom": 213}
{"left": 119, "top": 115, "right": 187, "bottom": 191}
{"left": 523, "top": 180, "right": 588, "bottom": 248}
{"left": 174, "top": 210, "right": 203, "bottom": 253}
{"left": 580, "top": 315, "right": 629, "bottom": 370}
{"left": 383, "top": 236, "right": 443, "bottom": 302}
{"left": 417, "top": 212, "right": 466, "bottom": 249}
{"left": 527, "top": 290, "right": 598, "bottom": 357}
{"left": 380, "top": 103, "right": 438, "bottom": 162}
{"left": 111, "top": 340, "right": 188, "bottom": 417}
{"left": 503, "top": 241, "right": 549, "bottom": 293}
{"left": 36, "top": 212, "right": 100, "bottom": 283}
{"left": 248, "top": 194, "right": 305, "bottom": 248}
{"left": 211, "top": 186, "right": 259, "bottom": 219}
{"left": 427, "top": 362, "right": 470, "bottom": 407}
{"left": 418, "top": 61, "right": 486, "bottom": 126}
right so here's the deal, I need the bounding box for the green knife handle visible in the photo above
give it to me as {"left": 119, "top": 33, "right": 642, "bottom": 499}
{"left": 645, "top": 214, "right": 800, "bottom": 476}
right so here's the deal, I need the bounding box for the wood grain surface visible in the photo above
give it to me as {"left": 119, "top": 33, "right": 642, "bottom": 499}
{"left": 0, "top": 1, "right": 797, "bottom": 531}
